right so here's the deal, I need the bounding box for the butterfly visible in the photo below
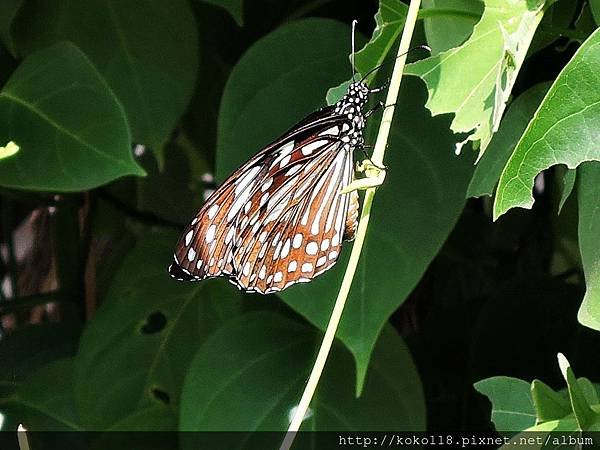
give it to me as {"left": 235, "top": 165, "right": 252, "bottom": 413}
{"left": 168, "top": 79, "right": 379, "bottom": 294}
{"left": 168, "top": 22, "right": 396, "bottom": 294}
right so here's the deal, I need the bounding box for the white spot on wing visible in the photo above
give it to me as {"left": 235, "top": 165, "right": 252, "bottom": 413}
{"left": 285, "top": 165, "right": 301, "bottom": 176}
{"left": 302, "top": 140, "right": 328, "bottom": 156}
{"left": 261, "top": 177, "right": 273, "bottom": 192}
{"left": 301, "top": 262, "right": 313, "bottom": 273}
{"left": 280, "top": 239, "right": 291, "bottom": 258}
{"left": 207, "top": 204, "right": 219, "bottom": 219}
{"left": 279, "top": 154, "right": 291, "bottom": 168}
{"left": 306, "top": 242, "right": 318, "bottom": 255}
{"left": 293, "top": 233, "right": 303, "bottom": 248}
{"left": 205, "top": 224, "right": 216, "bottom": 244}
{"left": 274, "top": 272, "right": 283, "bottom": 282}
{"left": 187, "top": 248, "right": 196, "bottom": 261}
{"left": 288, "top": 260, "right": 297, "bottom": 272}
{"left": 319, "top": 126, "right": 339, "bottom": 136}
{"left": 185, "top": 230, "right": 194, "bottom": 246}
{"left": 225, "top": 227, "right": 235, "bottom": 244}
{"left": 317, "top": 256, "right": 327, "bottom": 267}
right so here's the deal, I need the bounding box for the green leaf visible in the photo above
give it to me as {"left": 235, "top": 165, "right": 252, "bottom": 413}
{"left": 557, "top": 353, "right": 600, "bottom": 430}
{"left": 474, "top": 376, "right": 537, "bottom": 433}
{"left": 0, "top": 0, "right": 23, "bottom": 56}
{"left": 406, "top": 0, "right": 547, "bottom": 154}
{"left": 13, "top": 0, "right": 199, "bottom": 162}
{"left": 578, "top": 377, "right": 600, "bottom": 406}
{"left": 531, "top": 379, "right": 571, "bottom": 423}
{"left": 179, "top": 311, "right": 424, "bottom": 443}
{"left": 217, "top": 18, "right": 474, "bottom": 393}
{"left": 494, "top": 28, "right": 600, "bottom": 220}
{"left": 74, "top": 232, "right": 244, "bottom": 430}
{"left": 217, "top": 18, "right": 354, "bottom": 180}
{"left": 576, "top": 162, "right": 600, "bottom": 331}
{"left": 200, "top": 0, "right": 243, "bottom": 26}
{"left": 0, "top": 358, "right": 82, "bottom": 431}
{"left": 421, "top": 0, "right": 483, "bottom": 54}
{"left": 467, "top": 82, "right": 550, "bottom": 198}
{"left": 0, "top": 42, "right": 144, "bottom": 191}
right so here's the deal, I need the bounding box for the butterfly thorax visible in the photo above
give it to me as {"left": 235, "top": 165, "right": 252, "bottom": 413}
{"left": 333, "top": 81, "right": 369, "bottom": 151}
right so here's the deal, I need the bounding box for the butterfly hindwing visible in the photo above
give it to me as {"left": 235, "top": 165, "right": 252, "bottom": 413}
{"left": 232, "top": 142, "right": 354, "bottom": 293}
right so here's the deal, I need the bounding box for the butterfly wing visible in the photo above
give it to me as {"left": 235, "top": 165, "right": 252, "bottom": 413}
{"left": 169, "top": 107, "right": 351, "bottom": 284}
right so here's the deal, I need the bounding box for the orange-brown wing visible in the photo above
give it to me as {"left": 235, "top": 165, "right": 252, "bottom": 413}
{"left": 168, "top": 122, "right": 348, "bottom": 283}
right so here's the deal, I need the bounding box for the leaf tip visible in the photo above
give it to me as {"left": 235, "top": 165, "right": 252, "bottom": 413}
{"left": 557, "top": 352, "right": 569, "bottom": 381}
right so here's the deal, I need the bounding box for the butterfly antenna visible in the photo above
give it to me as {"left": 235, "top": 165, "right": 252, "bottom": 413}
{"left": 351, "top": 19, "right": 358, "bottom": 82}
{"left": 360, "top": 44, "right": 431, "bottom": 83}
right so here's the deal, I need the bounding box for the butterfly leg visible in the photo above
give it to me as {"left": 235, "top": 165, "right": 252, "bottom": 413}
{"left": 339, "top": 160, "right": 386, "bottom": 194}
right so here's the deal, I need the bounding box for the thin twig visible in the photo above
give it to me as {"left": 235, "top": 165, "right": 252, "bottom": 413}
{"left": 279, "top": 2, "right": 422, "bottom": 449}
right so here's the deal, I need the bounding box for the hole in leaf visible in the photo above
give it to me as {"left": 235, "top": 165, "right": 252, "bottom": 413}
{"left": 151, "top": 387, "right": 170, "bottom": 405}
{"left": 141, "top": 311, "right": 167, "bottom": 334}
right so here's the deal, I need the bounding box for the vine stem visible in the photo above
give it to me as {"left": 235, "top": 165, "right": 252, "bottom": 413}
{"left": 279, "top": 1, "right": 422, "bottom": 449}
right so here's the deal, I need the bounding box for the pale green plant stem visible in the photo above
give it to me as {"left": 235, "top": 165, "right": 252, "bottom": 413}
{"left": 278, "top": 1, "right": 422, "bottom": 449}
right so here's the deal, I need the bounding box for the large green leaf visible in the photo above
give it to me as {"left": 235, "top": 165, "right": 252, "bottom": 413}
{"left": 74, "top": 232, "right": 244, "bottom": 430}
{"left": 406, "top": 0, "right": 548, "bottom": 154}
{"left": 179, "top": 311, "right": 424, "bottom": 448}
{"left": 474, "top": 376, "right": 536, "bottom": 433}
{"left": 0, "top": 42, "right": 144, "bottom": 191}
{"left": 468, "top": 83, "right": 550, "bottom": 198}
{"left": 421, "top": 0, "right": 483, "bottom": 54}
{"left": 576, "top": 162, "right": 600, "bottom": 331}
{"left": 494, "top": 28, "right": 600, "bottom": 219}
{"left": 13, "top": 0, "right": 199, "bottom": 161}
{"left": 216, "top": 19, "right": 473, "bottom": 393}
